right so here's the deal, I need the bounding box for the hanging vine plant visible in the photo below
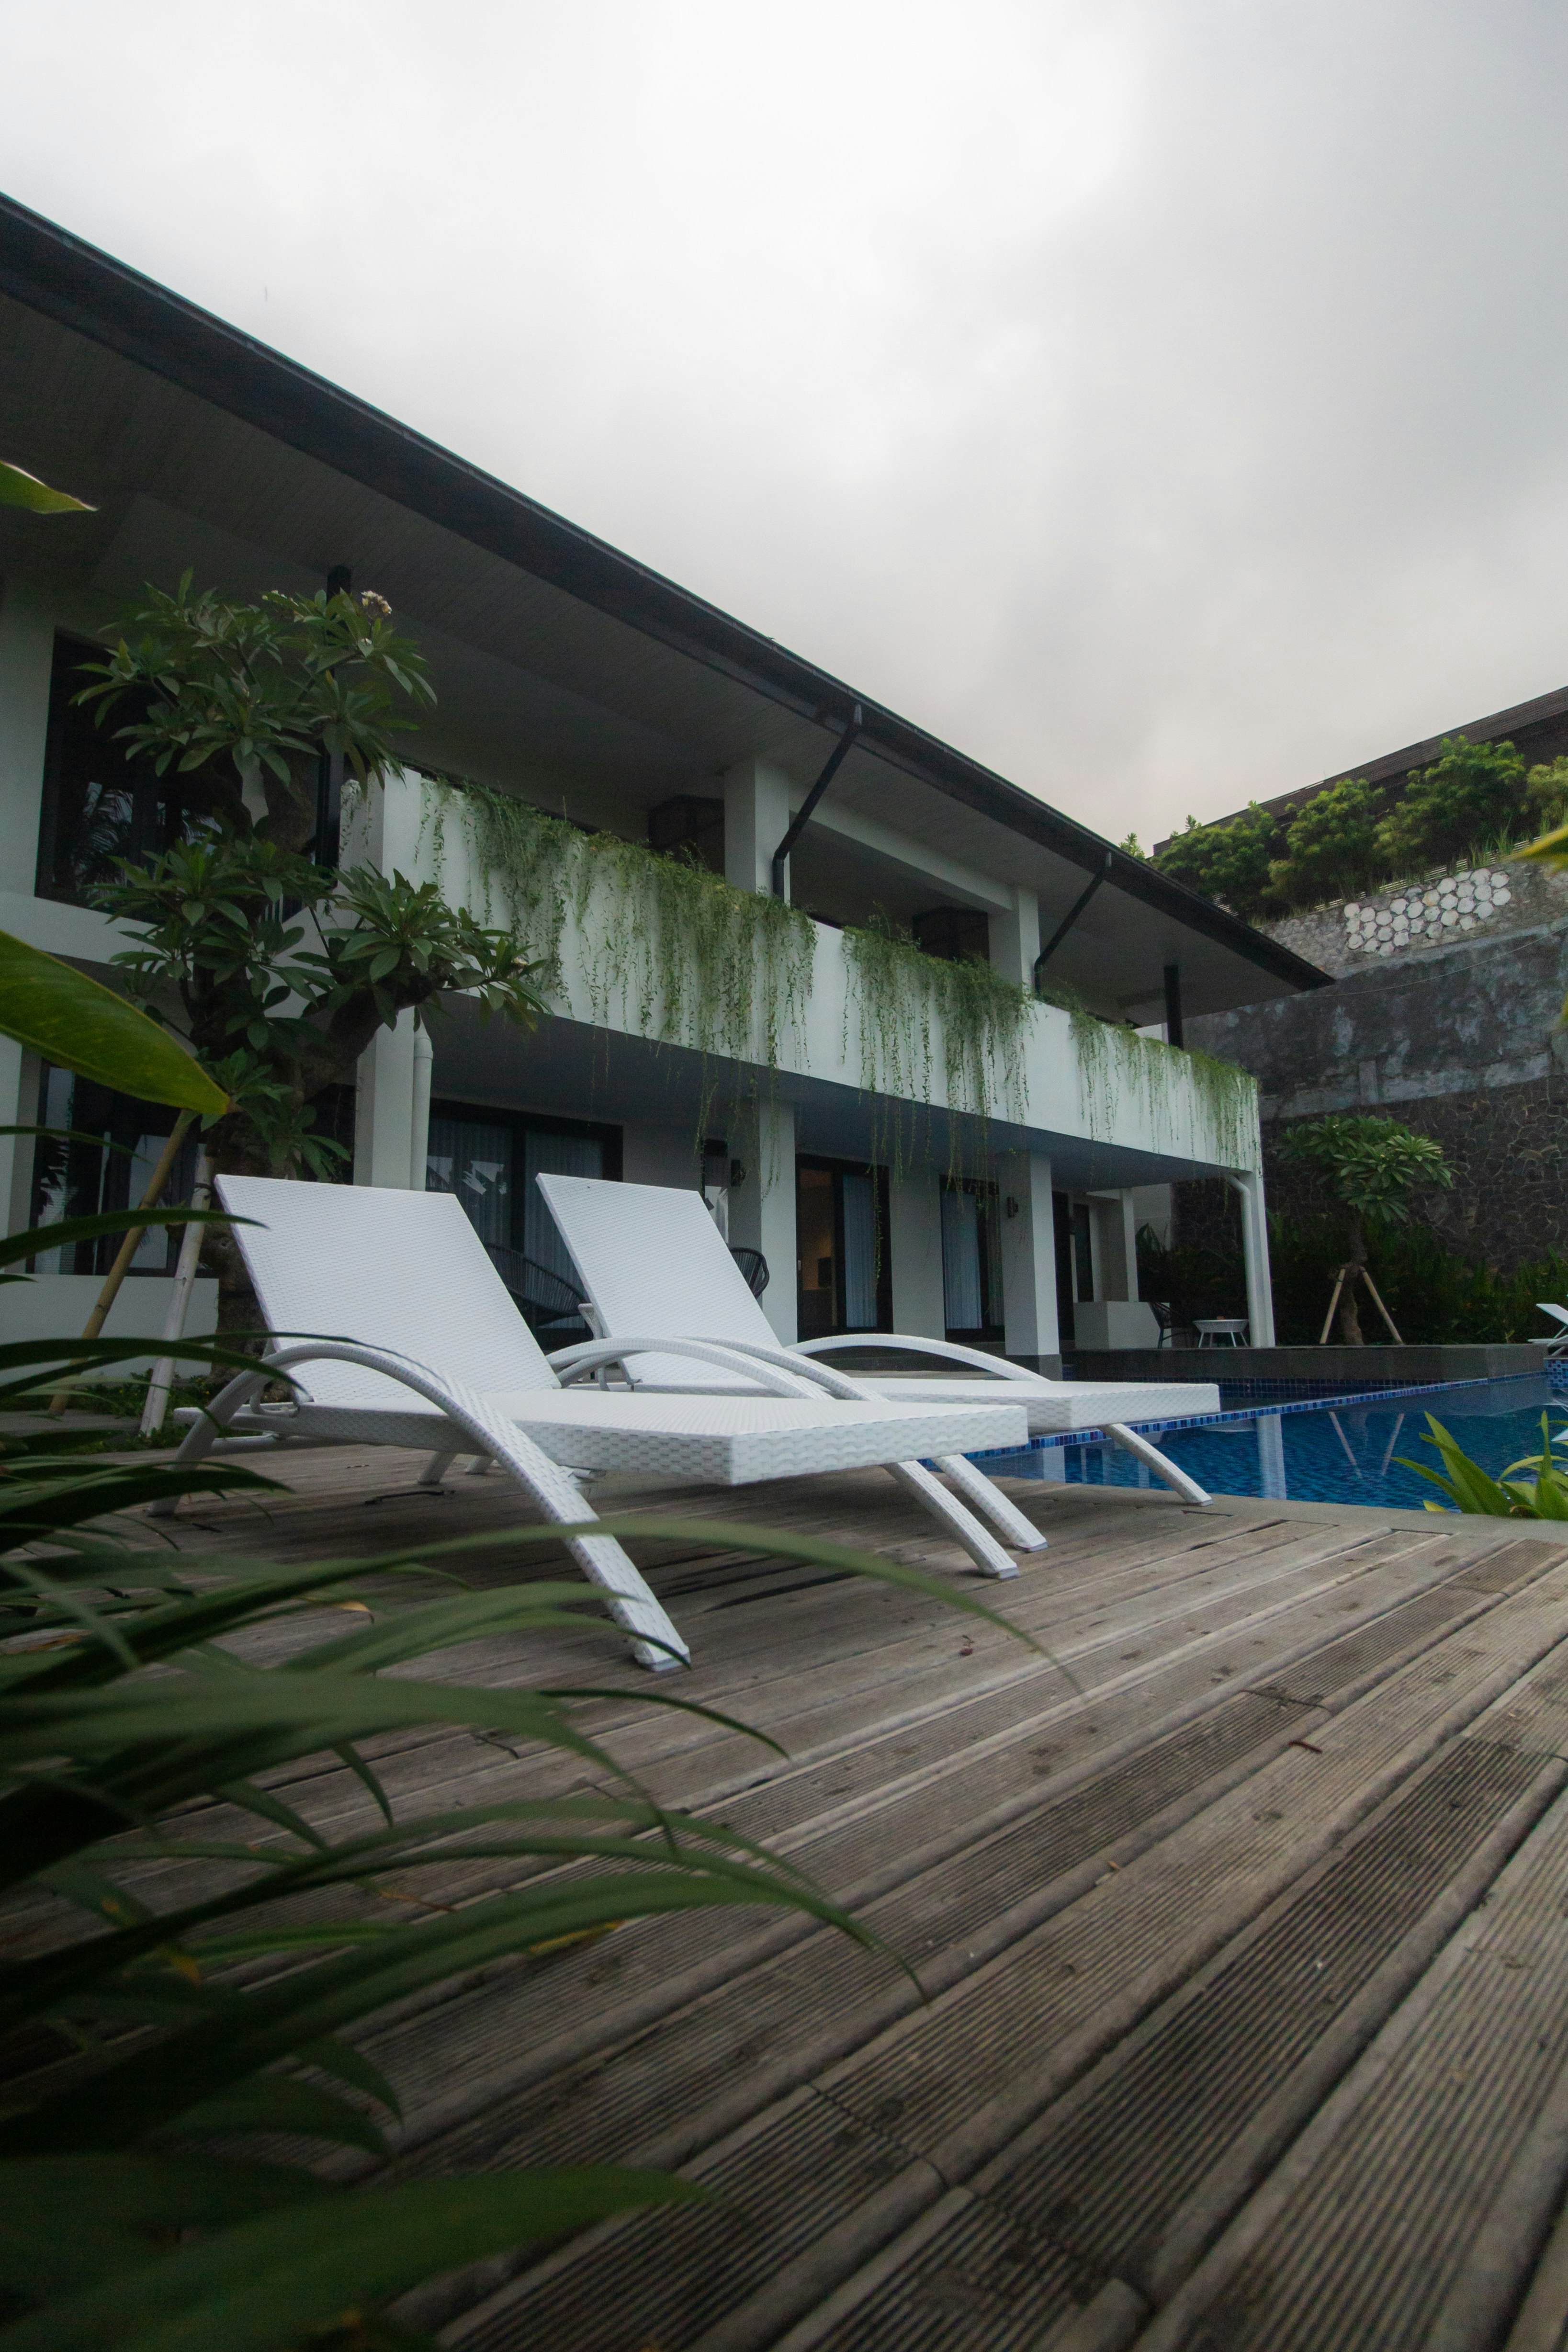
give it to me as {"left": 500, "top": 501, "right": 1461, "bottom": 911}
{"left": 1056, "top": 998, "right": 1257, "bottom": 1166}
{"left": 841, "top": 919, "right": 1033, "bottom": 1172}
{"left": 415, "top": 776, "right": 815, "bottom": 1104}
{"left": 414, "top": 770, "right": 1255, "bottom": 1172}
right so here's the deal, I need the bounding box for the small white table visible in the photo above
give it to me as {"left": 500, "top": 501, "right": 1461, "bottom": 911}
{"left": 1194, "top": 1318, "right": 1250, "bottom": 1347}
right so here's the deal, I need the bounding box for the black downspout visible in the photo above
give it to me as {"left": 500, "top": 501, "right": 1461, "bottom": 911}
{"left": 313, "top": 563, "right": 352, "bottom": 868}
{"left": 1032, "top": 850, "right": 1112, "bottom": 991}
{"left": 1163, "top": 962, "right": 1184, "bottom": 1048}
{"left": 770, "top": 704, "right": 863, "bottom": 898}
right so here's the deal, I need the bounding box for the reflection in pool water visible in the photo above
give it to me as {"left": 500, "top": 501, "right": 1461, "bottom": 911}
{"left": 978, "top": 1377, "right": 1565, "bottom": 1512}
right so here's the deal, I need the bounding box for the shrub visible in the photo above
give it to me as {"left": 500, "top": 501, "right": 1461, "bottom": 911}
{"left": 1269, "top": 776, "right": 1384, "bottom": 909}
{"left": 1152, "top": 803, "right": 1280, "bottom": 919}
{"left": 1373, "top": 734, "right": 1526, "bottom": 872}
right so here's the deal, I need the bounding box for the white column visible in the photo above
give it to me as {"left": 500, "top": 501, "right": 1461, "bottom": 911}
{"left": 989, "top": 885, "right": 1041, "bottom": 990}
{"left": 723, "top": 758, "right": 794, "bottom": 898}
{"left": 998, "top": 1149, "right": 1060, "bottom": 1372}
{"left": 727, "top": 1097, "right": 797, "bottom": 1343}
{"left": 409, "top": 1023, "right": 434, "bottom": 1189}
{"left": 1230, "top": 1169, "right": 1276, "bottom": 1346}
{"left": 889, "top": 1162, "right": 945, "bottom": 1337}
{"left": 354, "top": 1008, "right": 419, "bottom": 1187}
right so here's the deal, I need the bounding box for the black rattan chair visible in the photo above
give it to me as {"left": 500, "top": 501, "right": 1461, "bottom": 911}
{"left": 729, "top": 1246, "right": 769, "bottom": 1298}
{"left": 484, "top": 1243, "right": 592, "bottom": 1338}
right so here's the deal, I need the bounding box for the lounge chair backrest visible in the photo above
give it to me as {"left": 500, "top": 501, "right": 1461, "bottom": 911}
{"left": 1539, "top": 1303, "right": 1568, "bottom": 1331}
{"left": 537, "top": 1175, "right": 777, "bottom": 1390}
{"left": 216, "top": 1176, "right": 561, "bottom": 1407}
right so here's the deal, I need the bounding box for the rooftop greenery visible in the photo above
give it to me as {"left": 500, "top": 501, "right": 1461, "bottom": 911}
{"left": 1150, "top": 733, "right": 1568, "bottom": 920}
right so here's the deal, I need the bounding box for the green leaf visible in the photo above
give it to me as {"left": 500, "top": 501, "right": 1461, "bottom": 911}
{"left": 0, "top": 2167, "right": 698, "bottom": 2352}
{"left": 0, "top": 933, "right": 227, "bottom": 1114}
{"left": 173, "top": 2073, "right": 389, "bottom": 2157}
{"left": 0, "top": 2155, "right": 334, "bottom": 2299}
{"left": 0, "top": 460, "right": 94, "bottom": 514}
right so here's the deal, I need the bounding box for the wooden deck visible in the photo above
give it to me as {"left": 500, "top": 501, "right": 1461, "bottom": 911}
{"left": 146, "top": 1449, "right": 1568, "bottom": 2350}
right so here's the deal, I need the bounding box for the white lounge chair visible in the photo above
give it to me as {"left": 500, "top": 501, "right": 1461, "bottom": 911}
{"left": 536, "top": 1174, "right": 1217, "bottom": 1506}
{"left": 151, "top": 1178, "right": 1032, "bottom": 1670}
{"left": 1531, "top": 1302, "right": 1568, "bottom": 1360}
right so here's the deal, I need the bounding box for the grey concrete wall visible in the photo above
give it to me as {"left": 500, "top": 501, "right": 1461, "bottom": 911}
{"left": 1184, "top": 876, "right": 1568, "bottom": 1269}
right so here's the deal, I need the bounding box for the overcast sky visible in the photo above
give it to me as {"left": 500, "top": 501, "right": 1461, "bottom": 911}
{"left": 9, "top": 3, "right": 1568, "bottom": 845}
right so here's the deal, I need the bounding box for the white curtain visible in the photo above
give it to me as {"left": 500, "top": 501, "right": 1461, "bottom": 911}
{"left": 941, "top": 1186, "right": 982, "bottom": 1330}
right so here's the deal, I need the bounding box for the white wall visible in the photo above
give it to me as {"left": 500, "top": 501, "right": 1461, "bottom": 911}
{"left": 405, "top": 770, "right": 1263, "bottom": 1175}
{"left": 0, "top": 1274, "right": 219, "bottom": 1373}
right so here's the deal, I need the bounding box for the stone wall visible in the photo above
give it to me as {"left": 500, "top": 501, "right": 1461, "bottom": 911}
{"left": 1182, "top": 861, "right": 1568, "bottom": 1270}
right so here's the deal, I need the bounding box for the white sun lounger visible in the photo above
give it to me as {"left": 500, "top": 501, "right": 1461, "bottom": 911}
{"left": 536, "top": 1174, "right": 1217, "bottom": 1506}
{"left": 1531, "top": 1302, "right": 1568, "bottom": 1361}
{"left": 151, "top": 1178, "right": 1032, "bottom": 1670}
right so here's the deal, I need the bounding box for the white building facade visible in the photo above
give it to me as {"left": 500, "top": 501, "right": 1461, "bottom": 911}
{"left": 0, "top": 198, "right": 1327, "bottom": 1367}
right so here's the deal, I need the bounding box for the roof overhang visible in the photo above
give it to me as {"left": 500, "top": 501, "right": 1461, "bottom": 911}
{"left": 0, "top": 192, "right": 1331, "bottom": 1020}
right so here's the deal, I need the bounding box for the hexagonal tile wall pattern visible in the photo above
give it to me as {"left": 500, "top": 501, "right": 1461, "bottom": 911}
{"left": 1342, "top": 869, "right": 1512, "bottom": 957}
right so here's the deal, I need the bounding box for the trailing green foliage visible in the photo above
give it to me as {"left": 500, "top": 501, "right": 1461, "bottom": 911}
{"left": 840, "top": 919, "right": 1031, "bottom": 1169}
{"left": 417, "top": 774, "right": 815, "bottom": 1090}
{"left": 1065, "top": 1010, "right": 1257, "bottom": 1167}
{"left": 1397, "top": 1412, "right": 1568, "bottom": 1518}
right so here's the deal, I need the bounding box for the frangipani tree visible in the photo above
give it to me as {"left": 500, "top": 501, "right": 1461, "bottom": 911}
{"left": 1278, "top": 1113, "right": 1452, "bottom": 1344}
{"left": 79, "top": 576, "right": 548, "bottom": 1327}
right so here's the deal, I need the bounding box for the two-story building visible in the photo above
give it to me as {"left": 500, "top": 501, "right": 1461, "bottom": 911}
{"left": 0, "top": 194, "right": 1329, "bottom": 1369}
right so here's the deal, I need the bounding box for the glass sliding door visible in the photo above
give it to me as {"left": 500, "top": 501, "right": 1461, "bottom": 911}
{"left": 427, "top": 1101, "right": 620, "bottom": 1338}
{"left": 941, "top": 1176, "right": 1004, "bottom": 1341}
{"left": 794, "top": 1156, "right": 891, "bottom": 1339}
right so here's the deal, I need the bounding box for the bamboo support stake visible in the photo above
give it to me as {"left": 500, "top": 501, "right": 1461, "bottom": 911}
{"left": 1318, "top": 1264, "right": 1349, "bottom": 1346}
{"left": 139, "top": 1145, "right": 212, "bottom": 1438}
{"left": 48, "top": 1110, "right": 195, "bottom": 1416}
{"left": 1360, "top": 1266, "right": 1405, "bottom": 1344}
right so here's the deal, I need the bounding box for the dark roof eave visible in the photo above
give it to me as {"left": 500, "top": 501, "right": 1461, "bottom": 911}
{"left": 0, "top": 192, "right": 1331, "bottom": 998}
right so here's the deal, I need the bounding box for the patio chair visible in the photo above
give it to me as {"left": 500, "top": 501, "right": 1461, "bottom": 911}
{"left": 1532, "top": 1302, "right": 1568, "bottom": 1361}
{"left": 730, "top": 1246, "right": 769, "bottom": 1299}
{"left": 150, "top": 1178, "right": 1033, "bottom": 1670}
{"left": 535, "top": 1175, "right": 1216, "bottom": 1505}
{"left": 484, "top": 1243, "right": 590, "bottom": 1338}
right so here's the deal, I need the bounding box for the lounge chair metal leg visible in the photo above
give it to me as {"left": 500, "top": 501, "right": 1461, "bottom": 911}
{"left": 419, "top": 1452, "right": 459, "bottom": 1486}
{"left": 887, "top": 1461, "right": 1020, "bottom": 1578}
{"left": 1107, "top": 1422, "right": 1211, "bottom": 1506}
{"left": 153, "top": 1344, "right": 689, "bottom": 1671}
{"left": 145, "top": 1368, "right": 270, "bottom": 1516}
{"left": 934, "top": 1453, "right": 1048, "bottom": 1551}
{"left": 465, "top": 1456, "right": 495, "bottom": 1476}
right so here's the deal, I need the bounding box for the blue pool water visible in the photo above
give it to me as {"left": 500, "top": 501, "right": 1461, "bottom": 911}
{"left": 976, "top": 1374, "right": 1568, "bottom": 1510}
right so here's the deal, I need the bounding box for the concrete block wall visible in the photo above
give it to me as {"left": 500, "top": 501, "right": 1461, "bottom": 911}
{"left": 1183, "top": 876, "right": 1568, "bottom": 1271}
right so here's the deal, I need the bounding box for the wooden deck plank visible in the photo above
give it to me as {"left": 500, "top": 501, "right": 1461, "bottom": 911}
{"left": 30, "top": 1451, "right": 1568, "bottom": 2350}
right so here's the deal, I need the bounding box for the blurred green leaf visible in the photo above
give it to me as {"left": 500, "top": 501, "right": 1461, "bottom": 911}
{"left": 0, "top": 461, "right": 93, "bottom": 514}
{"left": 0, "top": 931, "right": 226, "bottom": 1113}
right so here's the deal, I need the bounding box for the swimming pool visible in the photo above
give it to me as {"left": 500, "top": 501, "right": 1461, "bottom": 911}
{"left": 974, "top": 1374, "right": 1568, "bottom": 1510}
